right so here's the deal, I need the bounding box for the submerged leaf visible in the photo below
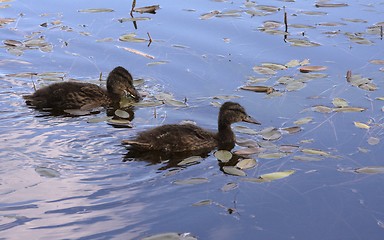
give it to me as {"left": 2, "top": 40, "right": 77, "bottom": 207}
{"left": 294, "top": 117, "right": 313, "bottom": 125}
{"left": 178, "top": 156, "right": 202, "bottom": 166}
{"left": 35, "top": 167, "right": 60, "bottom": 178}
{"left": 367, "top": 137, "right": 380, "bottom": 145}
{"left": 173, "top": 177, "right": 209, "bottom": 185}
{"left": 221, "top": 182, "right": 238, "bottom": 192}
{"left": 258, "top": 152, "right": 287, "bottom": 159}
{"left": 192, "top": 199, "right": 212, "bottom": 206}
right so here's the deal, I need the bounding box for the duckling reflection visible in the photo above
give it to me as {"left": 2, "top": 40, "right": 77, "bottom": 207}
{"left": 122, "top": 102, "right": 260, "bottom": 167}
{"left": 23, "top": 66, "right": 140, "bottom": 115}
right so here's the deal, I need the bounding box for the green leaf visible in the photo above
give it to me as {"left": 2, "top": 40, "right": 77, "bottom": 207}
{"left": 214, "top": 150, "right": 233, "bottom": 162}
{"left": 222, "top": 166, "right": 246, "bottom": 176}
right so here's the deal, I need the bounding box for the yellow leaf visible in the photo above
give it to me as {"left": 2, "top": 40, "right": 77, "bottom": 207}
{"left": 301, "top": 148, "right": 330, "bottom": 156}
{"left": 258, "top": 170, "right": 295, "bottom": 182}
{"left": 353, "top": 121, "right": 370, "bottom": 129}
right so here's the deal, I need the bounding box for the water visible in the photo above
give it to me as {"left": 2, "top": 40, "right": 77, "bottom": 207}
{"left": 1, "top": 0, "right": 384, "bottom": 239}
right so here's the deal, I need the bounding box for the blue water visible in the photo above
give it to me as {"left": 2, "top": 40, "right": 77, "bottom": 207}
{"left": 1, "top": 0, "right": 384, "bottom": 239}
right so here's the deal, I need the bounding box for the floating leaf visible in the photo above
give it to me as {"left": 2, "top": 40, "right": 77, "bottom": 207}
{"left": 107, "top": 119, "right": 132, "bottom": 128}
{"left": 236, "top": 158, "right": 257, "bottom": 170}
{"left": 294, "top": 117, "right": 313, "bottom": 125}
{"left": 119, "top": 33, "right": 146, "bottom": 43}
{"left": 234, "top": 147, "right": 262, "bottom": 156}
{"left": 301, "top": 148, "right": 330, "bottom": 156}
{"left": 114, "top": 109, "right": 130, "bottom": 119}
{"left": 332, "top": 98, "right": 349, "bottom": 108}
{"left": 332, "top": 107, "right": 365, "bottom": 112}
{"left": 142, "top": 232, "right": 197, "bottom": 240}
{"left": 35, "top": 167, "right": 60, "bottom": 178}
{"left": 355, "top": 166, "right": 384, "bottom": 174}
{"left": 287, "top": 38, "right": 321, "bottom": 47}
{"left": 258, "top": 152, "right": 287, "bottom": 159}
{"left": 312, "top": 105, "right": 333, "bottom": 113}
{"left": 370, "top": 60, "right": 384, "bottom": 65}
{"left": 253, "top": 66, "right": 277, "bottom": 75}
{"left": 285, "top": 59, "right": 301, "bottom": 68}
{"left": 78, "top": 8, "right": 114, "bottom": 13}
{"left": 147, "top": 61, "right": 169, "bottom": 66}
{"left": 134, "top": 5, "right": 160, "bottom": 14}
{"left": 200, "top": 10, "right": 220, "bottom": 20}
{"left": 234, "top": 126, "right": 259, "bottom": 135}
{"left": 173, "top": 177, "right": 209, "bottom": 185}
{"left": 315, "top": 3, "right": 348, "bottom": 7}
{"left": 243, "top": 170, "right": 295, "bottom": 183}
{"left": 117, "top": 46, "right": 155, "bottom": 59}
{"left": 178, "top": 156, "right": 202, "bottom": 166}
{"left": 282, "top": 126, "right": 302, "bottom": 134}
{"left": 214, "top": 150, "right": 232, "bottom": 162}
{"left": 367, "top": 137, "right": 380, "bottom": 145}
{"left": 87, "top": 116, "right": 112, "bottom": 123}
{"left": 192, "top": 199, "right": 212, "bottom": 206}
{"left": 132, "top": 101, "right": 164, "bottom": 107}
{"left": 63, "top": 109, "right": 91, "bottom": 116}
{"left": 286, "top": 81, "right": 306, "bottom": 91}
{"left": 241, "top": 85, "right": 275, "bottom": 94}
{"left": 261, "top": 127, "right": 281, "bottom": 141}
{"left": 279, "top": 144, "right": 299, "bottom": 153}
{"left": 293, "top": 155, "right": 322, "bottom": 161}
{"left": 221, "top": 182, "right": 238, "bottom": 192}
{"left": 299, "top": 66, "right": 327, "bottom": 73}
{"left": 222, "top": 166, "right": 246, "bottom": 176}
{"left": 354, "top": 121, "right": 370, "bottom": 129}
{"left": 261, "top": 62, "right": 287, "bottom": 71}
{"left": 164, "top": 99, "right": 188, "bottom": 107}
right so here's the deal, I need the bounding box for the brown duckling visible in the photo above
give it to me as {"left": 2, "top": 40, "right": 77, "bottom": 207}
{"left": 23, "top": 66, "right": 140, "bottom": 111}
{"left": 122, "top": 102, "right": 260, "bottom": 155}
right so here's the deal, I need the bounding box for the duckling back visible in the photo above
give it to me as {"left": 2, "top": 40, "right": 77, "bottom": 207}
{"left": 123, "top": 123, "right": 218, "bottom": 153}
{"left": 23, "top": 82, "right": 109, "bottom": 110}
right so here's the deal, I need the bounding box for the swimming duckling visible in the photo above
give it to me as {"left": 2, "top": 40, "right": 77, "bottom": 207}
{"left": 23, "top": 66, "right": 140, "bottom": 111}
{"left": 122, "top": 102, "right": 260, "bottom": 156}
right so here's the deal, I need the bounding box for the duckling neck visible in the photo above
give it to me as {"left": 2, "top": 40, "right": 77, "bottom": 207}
{"left": 217, "top": 121, "right": 236, "bottom": 150}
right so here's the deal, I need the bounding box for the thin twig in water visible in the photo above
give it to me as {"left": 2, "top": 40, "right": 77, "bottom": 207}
{"left": 99, "top": 72, "right": 102, "bottom": 81}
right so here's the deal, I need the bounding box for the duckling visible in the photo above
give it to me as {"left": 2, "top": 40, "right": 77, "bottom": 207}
{"left": 122, "top": 102, "right": 260, "bottom": 156}
{"left": 23, "top": 66, "right": 140, "bottom": 111}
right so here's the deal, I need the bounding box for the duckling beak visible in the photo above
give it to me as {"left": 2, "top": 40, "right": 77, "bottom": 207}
{"left": 243, "top": 115, "right": 261, "bottom": 125}
{"left": 123, "top": 89, "right": 141, "bottom": 102}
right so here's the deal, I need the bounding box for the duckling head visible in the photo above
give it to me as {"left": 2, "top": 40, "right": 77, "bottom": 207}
{"left": 107, "top": 66, "right": 141, "bottom": 102}
{"left": 219, "top": 101, "right": 261, "bottom": 126}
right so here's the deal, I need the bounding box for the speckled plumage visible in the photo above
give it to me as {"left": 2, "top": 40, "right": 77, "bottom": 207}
{"left": 23, "top": 66, "right": 140, "bottom": 111}
{"left": 123, "top": 102, "right": 260, "bottom": 154}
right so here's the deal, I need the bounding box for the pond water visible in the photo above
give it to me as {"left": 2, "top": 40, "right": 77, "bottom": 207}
{"left": 1, "top": 0, "right": 384, "bottom": 239}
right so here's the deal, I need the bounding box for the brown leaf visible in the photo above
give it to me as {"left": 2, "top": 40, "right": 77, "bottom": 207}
{"left": 134, "top": 5, "right": 160, "bottom": 14}
{"left": 299, "top": 66, "right": 327, "bottom": 73}
{"left": 240, "top": 85, "right": 275, "bottom": 94}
